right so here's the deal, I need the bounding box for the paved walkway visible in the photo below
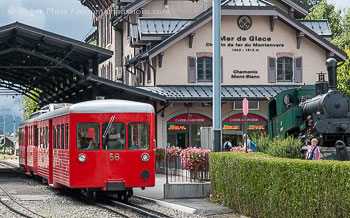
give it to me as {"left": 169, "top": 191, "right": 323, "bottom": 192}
{"left": 134, "top": 174, "right": 235, "bottom": 216}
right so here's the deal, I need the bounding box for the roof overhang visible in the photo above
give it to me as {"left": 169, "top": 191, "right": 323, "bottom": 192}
{"left": 0, "top": 22, "right": 115, "bottom": 106}
{"left": 141, "top": 6, "right": 346, "bottom": 62}
{"left": 138, "top": 85, "right": 299, "bottom": 102}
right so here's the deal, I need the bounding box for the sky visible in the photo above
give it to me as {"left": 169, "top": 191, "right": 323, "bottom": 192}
{"left": 328, "top": 0, "right": 350, "bottom": 9}
{"left": 0, "top": 0, "right": 94, "bottom": 40}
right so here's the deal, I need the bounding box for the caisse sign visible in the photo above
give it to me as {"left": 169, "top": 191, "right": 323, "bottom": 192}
{"left": 168, "top": 113, "right": 212, "bottom": 124}
{"left": 222, "top": 113, "right": 266, "bottom": 123}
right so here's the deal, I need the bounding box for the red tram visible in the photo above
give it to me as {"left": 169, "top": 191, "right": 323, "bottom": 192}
{"left": 19, "top": 100, "right": 155, "bottom": 200}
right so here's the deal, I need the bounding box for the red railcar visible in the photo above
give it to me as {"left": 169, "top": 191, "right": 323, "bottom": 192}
{"left": 19, "top": 100, "right": 155, "bottom": 200}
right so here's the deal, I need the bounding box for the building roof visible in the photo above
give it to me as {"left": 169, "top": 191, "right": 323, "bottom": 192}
{"left": 139, "top": 18, "right": 194, "bottom": 37}
{"left": 224, "top": 0, "right": 271, "bottom": 7}
{"left": 138, "top": 85, "right": 297, "bottom": 101}
{"left": 127, "top": 3, "right": 346, "bottom": 64}
{"left": 300, "top": 20, "right": 332, "bottom": 36}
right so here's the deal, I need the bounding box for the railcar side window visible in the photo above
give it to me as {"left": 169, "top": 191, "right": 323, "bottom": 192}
{"left": 53, "top": 126, "right": 56, "bottom": 149}
{"left": 57, "top": 125, "right": 60, "bottom": 149}
{"left": 77, "top": 123, "right": 100, "bottom": 151}
{"left": 65, "top": 124, "right": 69, "bottom": 150}
{"left": 128, "top": 123, "right": 149, "bottom": 150}
{"left": 34, "top": 126, "right": 38, "bottom": 147}
{"left": 45, "top": 127, "right": 49, "bottom": 149}
{"left": 102, "top": 122, "right": 125, "bottom": 150}
{"left": 61, "top": 124, "right": 64, "bottom": 150}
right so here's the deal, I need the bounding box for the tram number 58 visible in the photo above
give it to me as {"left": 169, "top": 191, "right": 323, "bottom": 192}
{"left": 109, "top": 153, "right": 120, "bottom": 161}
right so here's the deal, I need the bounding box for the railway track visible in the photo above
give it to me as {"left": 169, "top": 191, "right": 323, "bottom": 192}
{"left": 60, "top": 188, "right": 170, "bottom": 218}
{"left": 1, "top": 161, "right": 170, "bottom": 217}
{"left": 108, "top": 195, "right": 171, "bottom": 218}
{"left": 0, "top": 161, "right": 47, "bottom": 218}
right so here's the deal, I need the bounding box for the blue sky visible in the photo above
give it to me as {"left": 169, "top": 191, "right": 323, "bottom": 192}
{"left": 0, "top": 0, "right": 94, "bottom": 40}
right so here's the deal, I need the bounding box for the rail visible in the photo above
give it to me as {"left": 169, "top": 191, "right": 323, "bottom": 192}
{"left": 0, "top": 162, "right": 47, "bottom": 218}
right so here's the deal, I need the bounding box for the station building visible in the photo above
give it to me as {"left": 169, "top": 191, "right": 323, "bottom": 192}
{"left": 80, "top": 0, "right": 347, "bottom": 148}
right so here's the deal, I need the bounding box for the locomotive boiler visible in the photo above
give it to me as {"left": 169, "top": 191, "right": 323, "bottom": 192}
{"left": 267, "top": 58, "right": 350, "bottom": 147}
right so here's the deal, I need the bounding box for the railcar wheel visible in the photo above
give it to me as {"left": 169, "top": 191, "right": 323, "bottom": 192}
{"left": 117, "top": 191, "right": 128, "bottom": 202}
{"left": 80, "top": 189, "right": 96, "bottom": 201}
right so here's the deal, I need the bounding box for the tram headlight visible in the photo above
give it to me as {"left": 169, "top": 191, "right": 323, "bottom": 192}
{"left": 141, "top": 153, "right": 150, "bottom": 162}
{"left": 78, "top": 154, "right": 87, "bottom": 163}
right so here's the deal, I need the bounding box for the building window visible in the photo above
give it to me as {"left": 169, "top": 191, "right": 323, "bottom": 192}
{"left": 267, "top": 54, "right": 302, "bottom": 83}
{"left": 277, "top": 57, "right": 293, "bottom": 81}
{"left": 197, "top": 57, "right": 212, "bottom": 81}
{"left": 188, "top": 54, "right": 222, "bottom": 83}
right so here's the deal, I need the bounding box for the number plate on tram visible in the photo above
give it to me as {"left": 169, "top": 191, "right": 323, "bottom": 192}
{"left": 109, "top": 153, "right": 120, "bottom": 161}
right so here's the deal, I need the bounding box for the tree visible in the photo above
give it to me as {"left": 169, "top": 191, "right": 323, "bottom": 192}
{"left": 337, "top": 46, "right": 350, "bottom": 95}
{"left": 305, "top": 0, "right": 343, "bottom": 38}
{"left": 332, "top": 8, "right": 350, "bottom": 49}
{"left": 20, "top": 95, "right": 39, "bottom": 120}
{"left": 297, "top": 0, "right": 322, "bottom": 10}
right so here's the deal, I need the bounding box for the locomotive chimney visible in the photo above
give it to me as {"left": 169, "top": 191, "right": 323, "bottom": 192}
{"left": 326, "top": 58, "right": 337, "bottom": 91}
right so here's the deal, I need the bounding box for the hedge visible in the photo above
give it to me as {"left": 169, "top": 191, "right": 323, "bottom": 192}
{"left": 210, "top": 152, "right": 350, "bottom": 218}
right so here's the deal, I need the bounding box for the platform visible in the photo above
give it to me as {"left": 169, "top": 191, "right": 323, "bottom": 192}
{"left": 133, "top": 174, "right": 237, "bottom": 216}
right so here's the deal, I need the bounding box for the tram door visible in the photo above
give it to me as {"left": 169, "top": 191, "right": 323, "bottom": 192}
{"left": 24, "top": 126, "right": 28, "bottom": 172}
{"left": 48, "top": 119, "right": 53, "bottom": 185}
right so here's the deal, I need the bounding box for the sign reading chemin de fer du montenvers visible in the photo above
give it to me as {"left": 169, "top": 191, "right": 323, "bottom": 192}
{"left": 205, "top": 35, "right": 285, "bottom": 52}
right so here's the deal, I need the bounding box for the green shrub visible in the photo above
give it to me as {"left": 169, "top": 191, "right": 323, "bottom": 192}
{"left": 210, "top": 152, "right": 350, "bottom": 218}
{"left": 267, "top": 135, "right": 304, "bottom": 159}
{"left": 250, "top": 134, "right": 303, "bottom": 159}
{"left": 250, "top": 133, "right": 270, "bottom": 153}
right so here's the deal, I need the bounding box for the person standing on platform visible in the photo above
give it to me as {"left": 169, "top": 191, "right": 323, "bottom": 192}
{"left": 223, "top": 138, "right": 232, "bottom": 151}
{"left": 306, "top": 138, "right": 320, "bottom": 160}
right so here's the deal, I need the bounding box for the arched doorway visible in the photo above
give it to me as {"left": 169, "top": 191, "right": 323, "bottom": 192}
{"left": 167, "top": 113, "right": 212, "bottom": 148}
{"left": 222, "top": 113, "right": 267, "bottom": 146}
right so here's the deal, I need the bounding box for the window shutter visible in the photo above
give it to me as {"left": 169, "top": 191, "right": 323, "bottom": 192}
{"left": 294, "top": 57, "right": 302, "bottom": 83}
{"left": 188, "top": 56, "right": 196, "bottom": 83}
{"left": 221, "top": 56, "right": 223, "bottom": 83}
{"left": 267, "top": 56, "right": 276, "bottom": 83}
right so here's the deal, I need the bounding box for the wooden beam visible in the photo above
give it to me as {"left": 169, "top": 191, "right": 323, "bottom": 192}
{"left": 189, "top": 33, "right": 195, "bottom": 48}
{"left": 158, "top": 52, "right": 164, "bottom": 68}
{"left": 289, "top": 7, "right": 295, "bottom": 17}
{"left": 296, "top": 32, "right": 304, "bottom": 49}
{"left": 270, "top": 15, "right": 278, "bottom": 32}
{"left": 327, "top": 51, "right": 335, "bottom": 58}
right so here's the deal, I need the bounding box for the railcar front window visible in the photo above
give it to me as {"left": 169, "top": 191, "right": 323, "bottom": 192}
{"left": 77, "top": 122, "right": 100, "bottom": 151}
{"left": 128, "top": 123, "right": 150, "bottom": 150}
{"left": 102, "top": 122, "right": 125, "bottom": 150}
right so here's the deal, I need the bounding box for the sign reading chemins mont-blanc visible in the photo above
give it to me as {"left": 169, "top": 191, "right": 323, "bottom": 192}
{"left": 205, "top": 35, "right": 285, "bottom": 52}
{"left": 231, "top": 70, "right": 259, "bottom": 79}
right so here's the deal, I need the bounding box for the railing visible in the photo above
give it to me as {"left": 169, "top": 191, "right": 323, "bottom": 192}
{"left": 156, "top": 147, "right": 210, "bottom": 183}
